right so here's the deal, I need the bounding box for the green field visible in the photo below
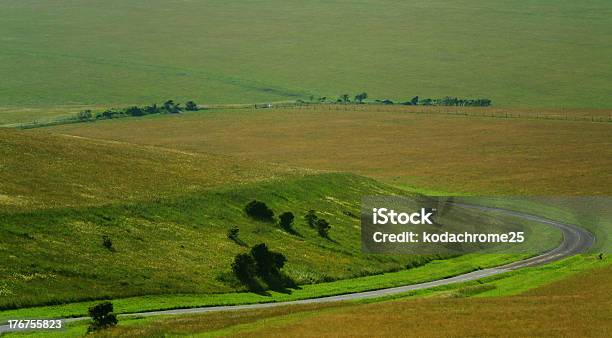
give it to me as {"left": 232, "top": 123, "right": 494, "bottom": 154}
{"left": 2, "top": 0, "right": 612, "bottom": 122}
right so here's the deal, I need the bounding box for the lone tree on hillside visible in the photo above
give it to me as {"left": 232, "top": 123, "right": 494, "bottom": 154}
{"left": 231, "top": 243, "right": 291, "bottom": 291}
{"left": 315, "top": 218, "right": 331, "bottom": 238}
{"left": 87, "top": 302, "right": 118, "bottom": 332}
{"left": 304, "top": 210, "right": 318, "bottom": 228}
{"left": 354, "top": 92, "right": 368, "bottom": 104}
{"left": 278, "top": 212, "right": 295, "bottom": 232}
{"left": 245, "top": 200, "right": 275, "bottom": 222}
{"left": 185, "top": 101, "right": 199, "bottom": 111}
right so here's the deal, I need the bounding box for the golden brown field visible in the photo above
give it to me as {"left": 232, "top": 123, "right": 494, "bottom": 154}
{"left": 234, "top": 265, "right": 612, "bottom": 337}
{"left": 49, "top": 107, "right": 612, "bottom": 195}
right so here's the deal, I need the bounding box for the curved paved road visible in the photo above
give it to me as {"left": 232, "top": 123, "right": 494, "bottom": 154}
{"left": 0, "top": 204, "right": 594, "bottom": 333}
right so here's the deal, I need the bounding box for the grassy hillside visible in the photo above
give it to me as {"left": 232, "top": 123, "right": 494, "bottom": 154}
{"left": 1, "top": 172, "right": 434, "bottom": 309}
{"left": 0, "top": 129, "right": 299, "bottom": 211}
{"left": 1, "top": 0, "right": 612, "bottom": 119}
{"left": 49, "top": 107, "right": 612, "bottom": 195}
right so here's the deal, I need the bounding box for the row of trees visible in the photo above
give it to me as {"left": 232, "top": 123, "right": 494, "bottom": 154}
{"left": 315, "top": 93, "right": 491, "bottom": 107}
{"left": 244, "top": 200, "right": 331, "bottom": 238}
{"left": 77, "top": 100, "right": 199, "bottom": 121}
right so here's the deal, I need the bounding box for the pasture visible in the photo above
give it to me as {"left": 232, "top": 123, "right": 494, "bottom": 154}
{"left": 1, "top": 0, "right": 612, "bottom": 117}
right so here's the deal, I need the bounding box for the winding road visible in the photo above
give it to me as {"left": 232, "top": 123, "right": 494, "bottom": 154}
{"left": 0, "top": 204, "right": 594, "bottom": 333}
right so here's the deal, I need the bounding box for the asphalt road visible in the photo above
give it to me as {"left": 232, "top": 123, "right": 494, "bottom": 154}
{"left": 0, "top": 204, "right": 594, "bottom": 333}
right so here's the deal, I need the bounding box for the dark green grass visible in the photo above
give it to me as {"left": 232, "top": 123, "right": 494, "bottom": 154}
{"left": 1, "top": 0, "right": 612, "bottom": 119}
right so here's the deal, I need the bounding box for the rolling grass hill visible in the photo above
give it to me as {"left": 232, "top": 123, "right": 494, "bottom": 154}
{"left": 3, "top": 169, "right": 562, "bottom": 311}
{"left": 1, "top": 0, "right": 612, "bottom": 122}
{"left": 0, "top": 129, "right": 300, "bottom": 211}
{"left": 0, "top": 127, "right": 565, "bottom": 316}
{"left": 0, "top": 172, "right": 419, "bottom": 309}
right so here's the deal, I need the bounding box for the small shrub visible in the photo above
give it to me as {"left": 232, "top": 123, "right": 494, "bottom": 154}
{"left": 245, "top": 200, "right": 274, "bottom": 222}
{"left": 87, "top": 301, "right": 118, "bottom": 332}
{"left": 227, "top": 226, "right": 240, "bottom": 241}
{"left": 304, "top": 210, "right": 318, "bottom": 228}
{"left": 278, "top": 212, "right": 295, "bottom": 232}
{"left": 315, "top": 218, "right": 331, "bottom": 238}
{"left": 102, "top": 235, "right": 113, "bottom": 251}
{"left": 144, "top": 104, "right": 160, "bottom": 114}
{"left": 227, "top": 226, "right": 247, "bottom": 246}
{"left": 125, "top": 106, "right": 145, "bottom": 116}
{"left": 185, "top": 101, "right": 199, "bottom": 111}
{"left": 77, "top": 110, "right": 93, "bottom": 121}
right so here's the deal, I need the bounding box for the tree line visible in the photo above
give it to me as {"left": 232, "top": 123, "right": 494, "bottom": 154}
{"left": 314, "top": 93, "right": 492, "bottom": 107}
{"left": 77, "top": 100, "right": 199, "bottom": 121}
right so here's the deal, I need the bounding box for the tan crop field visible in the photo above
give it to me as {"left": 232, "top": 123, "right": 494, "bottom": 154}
{"left": 49, "top": 107, "right": 612, "bottom": 195}
{"left": 232, "top": 265, "right": 612, "bottom": 337}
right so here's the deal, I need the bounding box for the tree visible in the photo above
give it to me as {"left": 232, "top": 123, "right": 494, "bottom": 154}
{"left": 354, "top": 92, "right": 368, "bottom": 104}
{"left": 125, "top": 106, "right": 145, "bottom": 116}
{"left": 100, "top": 109, "right": 117, "bottom": 119}
{"left": 77, "top": 110, "right": 92, "bottom": 121}
{"left": 304, "top": 210, "right": 318, "bottom": 228}
{"left": 278, "top": 212, "right": 295, "bottom": 232}
{"left": 315, "top": 218, "right": 331, "bottom": 238}
{"left": 339, "top": 94, "right": 350, "bottom": 104}
{"left": 163, "top": 100, "right": 181, "bottom": 113}
{"left": 245, "top": 200, "right": 274, "bottom": 222}
{"left": 144, "top": 104, "right": 160, "bottom": 114}
{"left": 250, "top": 243, "right": 286, "bottom": 278}
{"left": 411, "top": 96, "right": 419, "bottom": 106}
{"left": 232, "top": 253, "right": 257, "bottom": 285}
{"left": 185, "top": 101, "right": 198, "bottom": 111}
{"left": 87, "top": 302, "right": 118, "bottom": 332}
